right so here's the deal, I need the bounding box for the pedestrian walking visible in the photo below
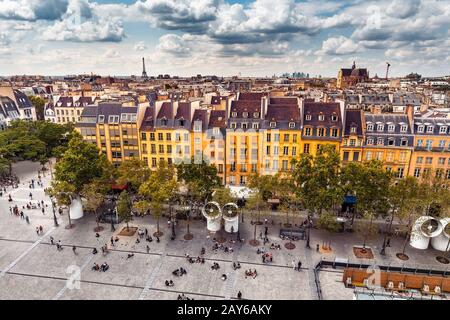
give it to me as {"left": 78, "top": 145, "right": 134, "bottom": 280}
{"left": 237, "top": 291, "right": 242, "bottom": 299}
{"left": 264, "top": 226, "right": 268, "bottom": 236}
{"left": 29, "top": 192, "right": 33, "bottom": 200}
{"left": 39, "top": 225, "right": 43, "bottom": 234}
{"left": 41, "top": 207, "right": 45, "bottom": 215}
{"left": 110, "top": 237, "right": 114, "bottom": 246}
{"left": 50, "top": 236, "right": 54, "bottom": 245}
{"left": 386, "top": 238, "right": 391, "bottom": 247}
{"left": 35, "top": 227, "right": 39, "bottom": 235}
{"left": 146, "top": 245, "right": 150, "bottom": 253}
{"left": 297, "top": 261, "right": 302, "bottom": 271}
{"left": 316, "top": 244, "right": 320, "bottom": 252}
{"left": 25, "top": 216, "right": 29, "bottom": 224}
{"left": 72, "top": 246, "right": 77, "bottom": 254}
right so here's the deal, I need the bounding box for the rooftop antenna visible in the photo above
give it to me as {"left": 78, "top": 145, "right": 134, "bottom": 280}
{"left": 386, "top": 62, "right": 391, "bottom": 80}
{"left": 142, "top": 57, "right": 148, "bottom": 80}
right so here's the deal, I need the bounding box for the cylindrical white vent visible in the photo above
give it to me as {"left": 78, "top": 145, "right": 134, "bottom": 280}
{"left": 431, "top": 218, "right": 450, "bottom": 252}
{"left": 223, "top": 203, "right": 239, "bottom": 233}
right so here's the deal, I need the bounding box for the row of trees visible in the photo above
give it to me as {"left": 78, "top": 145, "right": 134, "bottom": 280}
{"left": 48, "top": 134, "right": 449, "bottom": 255}
{"left": 0, "top": 120, "right": 74, "bottom": 176}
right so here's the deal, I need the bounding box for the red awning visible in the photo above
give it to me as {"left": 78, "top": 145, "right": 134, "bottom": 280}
{"left": 111, "top": 184, "right": 127, "bottom": 191}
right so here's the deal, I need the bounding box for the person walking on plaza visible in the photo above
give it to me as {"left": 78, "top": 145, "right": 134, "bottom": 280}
{"left": 29, "top": 192, "right": 33, "bottom": 200}
{"left": 39, "top": 225, "right": 43, "bottom": 234}
{"left": 41, "top": 207, "right": 45, "bottom": 215}
{"left": 237, "top": 291, "right": 242, "bottom": 299}
{"left": 50, "top": 236, "right": 54, "bottom": 245}
{"left": 35, "top": 227, "right": 39, "bottom": 235}
{"left": 25, "top": 215, "right": 29, "bottom": 224}
{"left": 297, "top": 261, "right": 302, "bottom": 271}
{"left": 72, "top": 246, "right": 77, "bottom": 255}
{"left": 146, "top": 245, "right": 150, "bottom": 254}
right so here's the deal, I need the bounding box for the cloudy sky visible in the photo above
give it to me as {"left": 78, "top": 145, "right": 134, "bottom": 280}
{"left": 0, "top": 0, "right": 449, "bottom": 77}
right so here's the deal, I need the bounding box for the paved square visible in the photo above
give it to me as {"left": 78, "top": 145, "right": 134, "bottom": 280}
{"left": 0, "top": 161, "right": 448, "bottom": 300}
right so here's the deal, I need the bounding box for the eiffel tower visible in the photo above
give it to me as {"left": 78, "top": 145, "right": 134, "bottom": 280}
{"left": 141, "top": 57, "right": 148, "bottom": 80}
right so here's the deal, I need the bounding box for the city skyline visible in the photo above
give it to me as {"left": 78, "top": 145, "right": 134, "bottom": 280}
{"left": 0, "top": 0, "right": 449, "bottom": 77}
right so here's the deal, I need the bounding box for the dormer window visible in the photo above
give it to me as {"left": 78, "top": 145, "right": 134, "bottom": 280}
{"left": 331, "top": 115, "right": 338, "bottom": 122}
{"left": 179, "top": 119, "right": 185, "bottom": 126}
{"left": 400, "top": 125, "right": 407, "bottom": 133}
{"left": 270, "top": 122, "right": 276, "bottom": 128}
{"left": 98, "top": 115, "right": 104, "bottom": 123}
{"left": 306, "top": 114, "right": 312, "bottom": 121}
{"left": 426, "top": 126, "right": 434, "bottom": 133}
{"left": 230, "top": 123, "right": 236, "bottom": 129}
{"left": 367, "top": 138, "right": 374, "bottom": 145}
{"left": 252, "top": 123, "right": 259, "bottom": 129}
{"left": 242, "top": 112, "right": 248, "bottom": 118}
{"left": 350, "top": 126, "right": 357, "bottom": 134}
{"left": 377, "top": 124, "right": 384, "bottom": 131}
{"left": 253, "top": 112, "right": 259, "bottom": 118}
{"left": 417, "top": 125, "right": 424, "bottom": 133}
{"left": 161, "top": 118, "right": 168, "bottom": 126}
{"left": 367, "top": 124, "right": 373, "bottom": 131}
{"left": 439, "top": 126, "right": 447, "bottom": 134}
{"left": 318, "top": 114, "right": 325, "bottom": 121}
{"left": 388, "top": 124, "right": 395, "bottom": 132}
{"left": 231, "top": 112, "right": 237, "bottom": 117}
{"left": 289, "top": 122, "right": 295, "bottom": 129}
{"left": 377, "top": 137, "right": 385, "bottom": 145}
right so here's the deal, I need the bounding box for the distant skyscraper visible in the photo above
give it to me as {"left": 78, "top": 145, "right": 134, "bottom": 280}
{"left": 141, "top": 57, "right": 148, "bottom": 79}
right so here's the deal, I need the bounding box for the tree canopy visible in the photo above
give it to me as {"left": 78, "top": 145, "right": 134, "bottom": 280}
{"left": 52, "top": 134, "right": 110, "bottom": 194}
{"left": 176, "top": 158, "right": 221, "bottom": 203}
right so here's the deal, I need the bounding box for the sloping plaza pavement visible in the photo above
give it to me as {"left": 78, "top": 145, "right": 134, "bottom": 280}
{"left": 0, "top": 161, "right": 447, "bottom": 300}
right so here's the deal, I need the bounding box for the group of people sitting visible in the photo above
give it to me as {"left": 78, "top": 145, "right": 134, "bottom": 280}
{"left": 165, "top": 280, "right": 174, "bottom": 287}
{"left": 262, "top": 252, "right": 273, "bottom": 263}
{"left": 92, "top": 262, "right": 109, "bottom": 272}
{"left": 212, "top": 242, "right": 234, "bottom": 254}
{"left": 232, "top": 262, "right": 241, "bottom": 270}
{"left": 177, "top": 294, "right": 193, "bottom": 300}
{"left": 211, "top": 262, "right": 220, "bottom": 270}
{"left": 187, "top": 256, "right": 205, "bottom": 264}
{"left": 270, "top": 243, "right": 282, "bottom": 250}
{"left": 172, "top": 268, "right": 187, "bottom": 277}
{"left": 245, "top": 269, "right": 258, "bottom": 279}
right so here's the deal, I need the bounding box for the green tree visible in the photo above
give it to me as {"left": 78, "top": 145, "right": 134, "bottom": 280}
{"left": 212, "top": 186, "right": 234, "bottom": 205}
{"left": 29, "top": 96, "right": 46, "bottom": 120}
{"left": 81, "top": 179, "right": 109, "bottom": 232}
{"left": 292, "top": 144, "right": 343, "bottom": 225}
{"left": 116, "top": 157, "right": 152, "bottom": 192}
{"left": 52, "top": 135, "right": 109, "bottom": 193}
{"left": 117, "top": 190, "right": 133, "bottom": 231}
{"left": 342, "top": 160, "right": 393, "bottom": 249}
{"left": 138, "top": 161, "right": 178, "bottom": 236}
{"left": 176, "top": 158, "right": 221, "bottom": 203}
{"left": 47, "top": 180, "right": 76, "bottom": 228}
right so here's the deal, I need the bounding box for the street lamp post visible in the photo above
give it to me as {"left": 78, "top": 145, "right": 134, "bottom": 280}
{"left": 49, "top": 196, "right": 59, "bottom": 227}
{"left": 306, "top": 214, "right": 311, "bottom": 249}
{"left": 380, "top": 208, "right": 396, "bottom": 255}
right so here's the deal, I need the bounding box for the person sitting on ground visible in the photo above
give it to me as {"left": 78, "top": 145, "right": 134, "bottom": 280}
{"left": 95, "top": 232, "right": 100, "bottom": 238}
{"left": 165, "top": 280, "right": 170, "bottom": 286}
{"left": 101, "top": 262, "right": 109, "bottom": 272}
{"left": 169, "top": 280, "right": 174, "bottom": 287}
{"left": 172, "top": 269, "right": 180, "bottom": 276}
{"left": 114, "top": 236, "right": 119, "bottom": 242}
{"left": 92, "top": 263, "right": 100, "bottom": 271}
{"left": 146, "top": 235, "right": 153, "bottom": 242}
{"left": 127, "top": 253, "right": 134, "bottom": 259}
{"left": 92, "top": 248, "right": 98, "bottom": 255}
{"left": 221, "top": 274, "right": 227, "bottom": 281}
{"left": 135, "top": 238, "right": 140, "bottom": 244}
{"left": 201, "top": 247, "right": 205, "bottom": 255}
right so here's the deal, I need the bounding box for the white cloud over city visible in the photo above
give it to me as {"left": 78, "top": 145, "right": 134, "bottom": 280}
{"left": 0, "top": 0, "right": 449, "bottom": 77}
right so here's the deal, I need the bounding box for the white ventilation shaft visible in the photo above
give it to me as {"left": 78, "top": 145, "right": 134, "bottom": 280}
{"left": 202, "top": 201, "right": 222, "bottom": 232}
{"left": 223, "top": 203, "right": 239, "bottom": 233}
